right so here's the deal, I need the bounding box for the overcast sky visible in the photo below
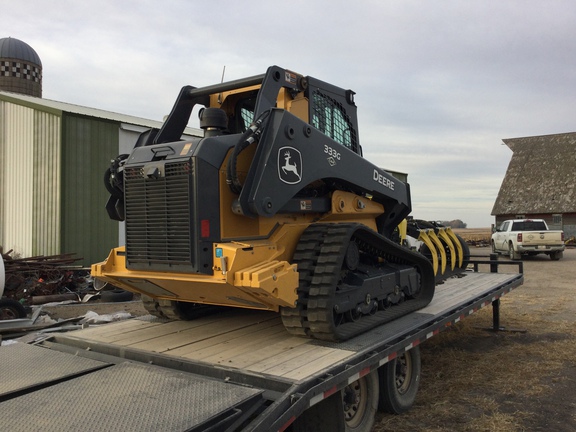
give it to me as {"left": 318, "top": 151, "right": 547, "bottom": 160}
{"left": 4, "top": 0, "right": 575, "bottom": 227}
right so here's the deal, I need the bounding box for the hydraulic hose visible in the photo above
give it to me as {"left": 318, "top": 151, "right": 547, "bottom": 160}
{"left": 226, "top": 110, "right": 271, "bottom": 194}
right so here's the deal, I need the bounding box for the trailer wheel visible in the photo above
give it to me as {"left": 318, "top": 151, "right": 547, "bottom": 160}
{"left": 342, "top": 370, "right": 379, "bottom": 432}
{"left": 290, "top": 391, "right": 345, "bottom": 432}
{"left": 378, "top": 346, "right": 421, "bottom": 414}
{"left": 0, "top": 298, "right": 27, "bottom": 320}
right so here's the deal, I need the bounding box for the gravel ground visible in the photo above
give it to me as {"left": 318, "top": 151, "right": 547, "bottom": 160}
{"left": 373, "top": 246, "right": 576, "bottom": 431}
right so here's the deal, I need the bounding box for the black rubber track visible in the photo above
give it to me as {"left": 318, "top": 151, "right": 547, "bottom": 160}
{"left": 284, "top": 223, "right": 436, "bottom": 342}
{"left": 280, "top": 225, "right": 328, "bottom": 337}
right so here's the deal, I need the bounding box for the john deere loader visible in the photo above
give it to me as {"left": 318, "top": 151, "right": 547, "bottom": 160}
{"left": 92, "top": 66, "right": 468, "bottom": 341}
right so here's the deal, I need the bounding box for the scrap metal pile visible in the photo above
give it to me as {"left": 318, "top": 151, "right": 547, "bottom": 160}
{"left": 1, "top": 250, "right": 91, "bottom": 305}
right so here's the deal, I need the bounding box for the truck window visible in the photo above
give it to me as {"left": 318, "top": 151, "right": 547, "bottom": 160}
{"left": 511, "top": 221, "right": 547, "bottom": 231}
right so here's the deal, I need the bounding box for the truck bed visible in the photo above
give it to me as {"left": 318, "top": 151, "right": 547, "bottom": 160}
{"left": 0, "top": 268, "right": 523, "bottom": 432}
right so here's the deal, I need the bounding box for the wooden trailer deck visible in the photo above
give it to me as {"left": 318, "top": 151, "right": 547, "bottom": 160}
{"left": 58, "top": 271, "right": 520, "bottom": 382}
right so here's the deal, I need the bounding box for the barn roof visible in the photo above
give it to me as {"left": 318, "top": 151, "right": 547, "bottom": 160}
{"left": 491, "top": 132, "right": 576, "bottom": 216}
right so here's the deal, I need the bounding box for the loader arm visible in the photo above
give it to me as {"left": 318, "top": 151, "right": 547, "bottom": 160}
{"left": 236, "top": 108, "right": 411, "bottom": 237}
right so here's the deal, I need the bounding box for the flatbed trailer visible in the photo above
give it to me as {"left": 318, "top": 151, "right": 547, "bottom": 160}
{"left": 0, "top": 257, "right": 522, "bottom": 432}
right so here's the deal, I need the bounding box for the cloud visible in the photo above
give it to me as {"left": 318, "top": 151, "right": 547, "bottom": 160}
{"left": 3, "top": 0, "right": 575, "bottom": 228}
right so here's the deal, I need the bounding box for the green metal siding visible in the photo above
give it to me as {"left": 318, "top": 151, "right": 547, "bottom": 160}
{"left": 61, "top": 114, "right": 118, "bottom": 266}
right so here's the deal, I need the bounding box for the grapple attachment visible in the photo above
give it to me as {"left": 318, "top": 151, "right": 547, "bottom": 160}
{"left": 406, "top": 220, "right": 470, "bottom": 282}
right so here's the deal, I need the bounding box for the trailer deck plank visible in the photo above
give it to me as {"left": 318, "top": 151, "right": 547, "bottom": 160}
{"left": 420, "top": 272, "right": 507, "bottom": 315}
{"left": 179, "top": 323, "right": 287, "bottom": 361}
{"left": 128, "top": 312, "right": 278, "bottom": 352}
{"left": 74, "top": 318, "right": 160, "bottom": 339}
{"left": 266, "top": 347, "right": 355, "bottom": 380}
{"left": 167, "top": 318, "right": 291, "bottom": 357}
{"left": 224, "top": 336, "right": 311, "bottom": 371}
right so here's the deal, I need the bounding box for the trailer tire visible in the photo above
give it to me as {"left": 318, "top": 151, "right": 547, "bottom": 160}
{"left": 378, "top": 346, "right": 421, "bottom": 414}
{"left": 290, "top": 391, "right": 346, "bottom": 432}
{"left": 0, "top": 298, "right": 27, "bottom": 320}
{"left": 342, "top": 370, "right": 379, "bottom": 432}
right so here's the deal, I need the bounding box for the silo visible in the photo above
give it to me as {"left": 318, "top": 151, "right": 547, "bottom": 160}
{"left": 0, "top": 37, "right": 42, "bottom": 97}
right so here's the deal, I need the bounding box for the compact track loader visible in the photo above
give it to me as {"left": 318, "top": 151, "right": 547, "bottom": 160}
{"left": 92, "top": 66, "right": 468, "bottom": 341}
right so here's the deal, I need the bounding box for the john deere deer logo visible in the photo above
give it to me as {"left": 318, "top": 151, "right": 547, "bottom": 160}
{"left": 278, "top": 147, "right": 302, "bottom": 184}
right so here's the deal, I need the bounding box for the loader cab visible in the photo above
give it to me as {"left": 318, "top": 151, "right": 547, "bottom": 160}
{"left": 208, "top": 87, "right": 259, "bottom": 134}
{"left": 208, "top": 77, "right": 362, "bottom": 156}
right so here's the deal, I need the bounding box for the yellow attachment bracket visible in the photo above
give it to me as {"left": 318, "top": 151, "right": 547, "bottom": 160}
{"left": 233, "top": 260, "right": 298, "bottom": 308}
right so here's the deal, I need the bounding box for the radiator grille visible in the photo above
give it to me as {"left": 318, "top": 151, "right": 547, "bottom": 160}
{"left": 124, "top": 160, "right": 194, "bottom": 269}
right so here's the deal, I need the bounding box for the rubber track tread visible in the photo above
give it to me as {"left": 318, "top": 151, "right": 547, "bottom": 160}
{"left": 302, "top": 223, "right": 436, "bottom": 341}
{"left": 281, "top": 225, "right": 327, "bottom": 336}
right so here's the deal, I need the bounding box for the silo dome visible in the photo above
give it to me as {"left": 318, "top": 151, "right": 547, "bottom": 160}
{"left": 0, "top": 37, "right": 43, "bottom": 97}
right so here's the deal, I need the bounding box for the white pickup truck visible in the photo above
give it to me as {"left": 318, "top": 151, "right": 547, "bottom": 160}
{"left": 491, "top": 219, "right": 565, "bottom": 260}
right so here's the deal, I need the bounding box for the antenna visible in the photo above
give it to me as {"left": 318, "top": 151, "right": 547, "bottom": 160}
{"left": 218, "top": 66, "right": 226, "bottom": 104}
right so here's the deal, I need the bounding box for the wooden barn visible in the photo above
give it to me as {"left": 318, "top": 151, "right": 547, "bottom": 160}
{"left": 491, "top": 132, "right": 576, "bottom": 238}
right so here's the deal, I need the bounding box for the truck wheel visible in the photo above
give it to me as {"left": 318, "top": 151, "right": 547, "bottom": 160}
{"left": 550, "top": 251, "right": 563, "bottom": 261}
{"left": 508, "top": 243, "right": 520, "bottom": 260}
{"left": 0, "top": 298, "right": 27, "bottom": 320}
{"left": 342, "top": 370, "right": 379, "bottom": 432}
{"left": 378, "top": 346, "right": 421, "bottom": 414}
